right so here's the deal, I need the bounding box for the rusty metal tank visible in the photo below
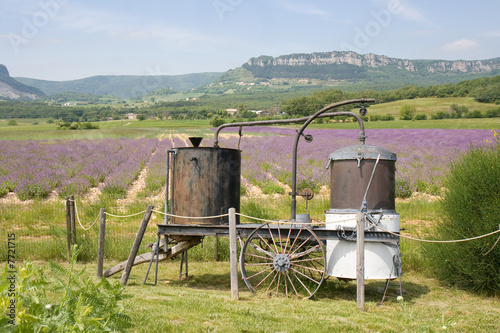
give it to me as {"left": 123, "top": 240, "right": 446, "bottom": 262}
{"left": 170, "top": 143, "right": 241, "bottom": 225}
{"left": 328, "top": 144, "right": 397, "bottom": 211}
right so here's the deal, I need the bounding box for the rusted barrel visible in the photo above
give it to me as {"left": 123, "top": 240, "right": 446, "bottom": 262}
{"left": 170, "top": 147, "right": 241, "bottom": 225}
{"left": 328, "top": 144, "right": 397, "bottom": 211}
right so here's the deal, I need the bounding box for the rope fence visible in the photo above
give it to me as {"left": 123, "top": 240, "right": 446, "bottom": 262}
{"left": 70, "top": 197, "right": 500, "bottom": 249}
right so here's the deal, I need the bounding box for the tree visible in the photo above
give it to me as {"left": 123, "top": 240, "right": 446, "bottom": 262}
{"left": 399, "top": 104, "right": 416, "bottom": 120}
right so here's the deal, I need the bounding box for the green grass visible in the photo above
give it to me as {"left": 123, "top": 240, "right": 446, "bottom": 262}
{"left": 0, "top": 119, "right": 212, "bottom": 140}
{"left": 11, "top": 259, "right": 498, "bottom": 332}
{"left": 368, "top": 97, "right": 499, "bottom": 116}
{"left": 2, "top": 193, "right": 499, "bottom": 331}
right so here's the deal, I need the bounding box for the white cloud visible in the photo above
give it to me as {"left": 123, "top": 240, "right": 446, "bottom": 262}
{"left": 441, "top": 39, "right": 480, "bottom": 52}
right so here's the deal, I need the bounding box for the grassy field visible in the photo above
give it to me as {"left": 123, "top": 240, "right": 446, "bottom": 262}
{"left": 367, "top": 97, "right": 499, "bottom": 116}
{"left": 26, "top": 258, "right": 497, "bottom": 333}
{"left": 3, "top": 194, "right": 499, "bottom": 332}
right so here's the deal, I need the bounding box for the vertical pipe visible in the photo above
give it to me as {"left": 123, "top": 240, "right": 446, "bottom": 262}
{"left": 96, "top": 208, "right": 106, "bottom": 278}
{"left": 356, "top": 212, "right": 365, "bottom": 311}
{"left": 229, "top": 207, "right": 239, "bottom": 300}
{"left": 121, "top": 205, "right": 154, "bottom": 286}
{"left": 164, "top": 150, "right": 171, "bottom": 224}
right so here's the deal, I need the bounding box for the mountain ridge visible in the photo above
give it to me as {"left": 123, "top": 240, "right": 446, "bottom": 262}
{"left": 14, "top": 72, "right": 224, "bottom": 99}
{"left": 0, "top": 64, "right": 45, "bottom": 100}
{"left": 245, "top": 51, "right": 500, "bottom": 74}
{"left": 3, "top": 51, "right": 500, "bottom": 100}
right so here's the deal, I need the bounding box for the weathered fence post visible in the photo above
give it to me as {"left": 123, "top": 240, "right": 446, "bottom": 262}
{"left": 69, "top": 195, "right": 76, "bottom": 246}
{"left": 97, "top": 208, "right": 106, "bottom": 278}
{"left": 229, "top": 207, "right": 239, "bottom": 300}
{"left": 65, "top": 196, "right": 72, "bottom": 259}
{"left": 121, "top": 205, "right": 154, "bottom": 286}
{"left": 356, "top": 212, "right": 365, "bottom": 311}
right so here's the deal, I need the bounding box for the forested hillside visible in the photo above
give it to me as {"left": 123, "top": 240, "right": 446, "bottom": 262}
{"left": 0, "top": 75, "right": 498, "bottom": 122}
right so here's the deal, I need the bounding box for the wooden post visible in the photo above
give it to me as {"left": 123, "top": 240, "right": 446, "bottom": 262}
{"left": 69, "top": 195, "right": 76, "bottom": 246}
{"left": 229, "top": 207, "right": 239, "bottom": 300}
{"left": 214, "top": 235, "right": 219, "bottom": 261}
{"left": 356, "top": 212, "right": 365, "bottom": 311}
{"left": 65, "top": 196, "right": 72, "bottom": 259}
{"left": 121, "top": 205, "right": 154, "bottom": 286}
{"left": 96, "top": 208, "right": 106, "bottom": 278}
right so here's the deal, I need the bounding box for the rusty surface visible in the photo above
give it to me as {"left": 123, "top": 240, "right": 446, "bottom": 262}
{"left": 330, "top": 159, "right": 395, "bottom": 211}
{"left": 170, "top": 147, "right": 240, "bottom": 225}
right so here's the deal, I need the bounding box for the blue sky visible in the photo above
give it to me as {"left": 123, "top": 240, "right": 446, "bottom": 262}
{"left": 1, "top": 0, "right": 499, "bottom": 80}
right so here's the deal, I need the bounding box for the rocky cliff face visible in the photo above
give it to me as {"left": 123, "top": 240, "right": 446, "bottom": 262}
{"left": 0, "top": 64, "right": 44, "bottom": 100}
{"left": 247, "top": 51, "right": 499, "bottom": 74}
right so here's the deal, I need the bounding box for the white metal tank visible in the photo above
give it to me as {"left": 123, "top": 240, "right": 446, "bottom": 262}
{"left": 325, "top": 144, "right": 401, "bottom": 280}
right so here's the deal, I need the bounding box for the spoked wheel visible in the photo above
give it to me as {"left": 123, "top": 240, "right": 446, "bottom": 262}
{"left": 240, "top": 223, "right": 326, "bottom": 299}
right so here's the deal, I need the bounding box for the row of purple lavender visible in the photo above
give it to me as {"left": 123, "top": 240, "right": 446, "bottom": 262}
{"left": 0, "top": 128, "right": 495, "bottom": 200}
{"left": 218, "top": 127, "right": 495, "bottom": 196}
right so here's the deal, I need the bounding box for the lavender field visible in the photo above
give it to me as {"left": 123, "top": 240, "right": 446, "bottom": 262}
{"left": 0, "top": 128, "right": 496, "bottom": 201}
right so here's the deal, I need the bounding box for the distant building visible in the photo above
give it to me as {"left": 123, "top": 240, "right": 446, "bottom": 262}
{"left": 226, "top": 108, "right": 238, "bottom": 115}
{"left": 126, "top": 113, "right": 138, "bottom": 119}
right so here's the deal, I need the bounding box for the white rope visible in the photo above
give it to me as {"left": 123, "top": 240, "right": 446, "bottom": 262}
{"left": 69, "top": 199, "right": 500, "bottom": 247}
{"left": 70, "top": 199, "right": 99, "bottom": 231}
{"left": 104, "top": 210, "right": 147, "bottom": 218}
{"left": 152, "top": 209, "right": 229, "bottom": 219}
{"left": 364, "top": 215, "right": 500, "bottom": 243}
{"left": 235, "top": 212, "right": 355, "bottom": 225}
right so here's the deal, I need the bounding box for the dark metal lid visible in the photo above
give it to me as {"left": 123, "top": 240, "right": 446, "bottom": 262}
{"left": 328, "top": 144, "right": 397, "bottom": 161}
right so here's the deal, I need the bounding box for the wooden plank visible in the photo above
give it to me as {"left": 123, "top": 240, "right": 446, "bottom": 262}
{"left": 120, "top": 205, "right": 154, "bottom": 286}
{"left": 96, "top": 208, "right": 106, "bottom": 278}
{"left": 229, "top": 208, "right": 239, "bottom": 300}
{"left": 104, "top": 238, "right": 201, "bottom": 278}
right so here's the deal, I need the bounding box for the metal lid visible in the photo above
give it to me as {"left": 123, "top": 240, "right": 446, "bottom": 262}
{"left": 328, "top": 144, "right": 397, "bottom": 161}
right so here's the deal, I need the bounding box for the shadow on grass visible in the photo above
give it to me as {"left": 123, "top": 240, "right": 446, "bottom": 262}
{"left": 162, "top": 268, "right": 430, "bottom": 303}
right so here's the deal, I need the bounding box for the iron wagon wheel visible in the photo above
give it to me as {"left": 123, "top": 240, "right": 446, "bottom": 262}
{"left": 240, "top": 223, "right": 326, "bottom": 299}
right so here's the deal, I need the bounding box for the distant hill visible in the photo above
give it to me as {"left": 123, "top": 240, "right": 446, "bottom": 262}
{"left": 236, "top": 51, "right": 500, "bottom": 88}
{"left": 15, "top": 72, "right": 223, "bottom": 99}
{"left": 0, "top": 64, "right": 45, "bottom": 100}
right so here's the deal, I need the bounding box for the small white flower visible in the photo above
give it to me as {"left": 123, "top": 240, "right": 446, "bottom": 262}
{"left": 396, "top": 296, "right": 404, "bottom": 302}
{"left": 45, "top": 304, "right": 52, "bottom": 310}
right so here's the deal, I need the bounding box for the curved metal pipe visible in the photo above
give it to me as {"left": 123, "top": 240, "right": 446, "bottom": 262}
{"left": 213, "top": 109, "right": 367, "bottom": 148}
{"left": 290, "top": 98, "right": 374, "bottom": 220}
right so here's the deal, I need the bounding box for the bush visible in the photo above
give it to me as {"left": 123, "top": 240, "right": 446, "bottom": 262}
{"left": 485, "top": 108, "right": 500, "bottom": 118}
{"left": 431, "top": 111, "right": 451, "bottom": 120}
{"left": 450, "top": 104, "right": 468, "bottom": 118}
{"left": 370, "top": 114, "right": 395, "bottom": 121}
{"left": 463, "top": 110, "right": 484, "bottom": 118}
{"left": 210, "top": 116, "right": 225, "bottom": 128}
{"left": 261, "top": 180, "right": 285, "bottom": 195}
{"left": 7, "top": 120, "right": 17, "bottom": 126}
{"left": 414, "top": 114, "right": 427, "bottom": 120}
{"left": 424, "top": 141, "right": 500, "bottom": 292}
{"left": 395, "top": 178, "right": 412, "bottom": 198}
{"left": 399, "top": 104, "right": 416, "bottom": 120}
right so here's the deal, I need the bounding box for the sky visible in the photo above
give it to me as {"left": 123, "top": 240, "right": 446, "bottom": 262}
{"left": 1, "top": 0, "right": 499, "bottom": 81}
